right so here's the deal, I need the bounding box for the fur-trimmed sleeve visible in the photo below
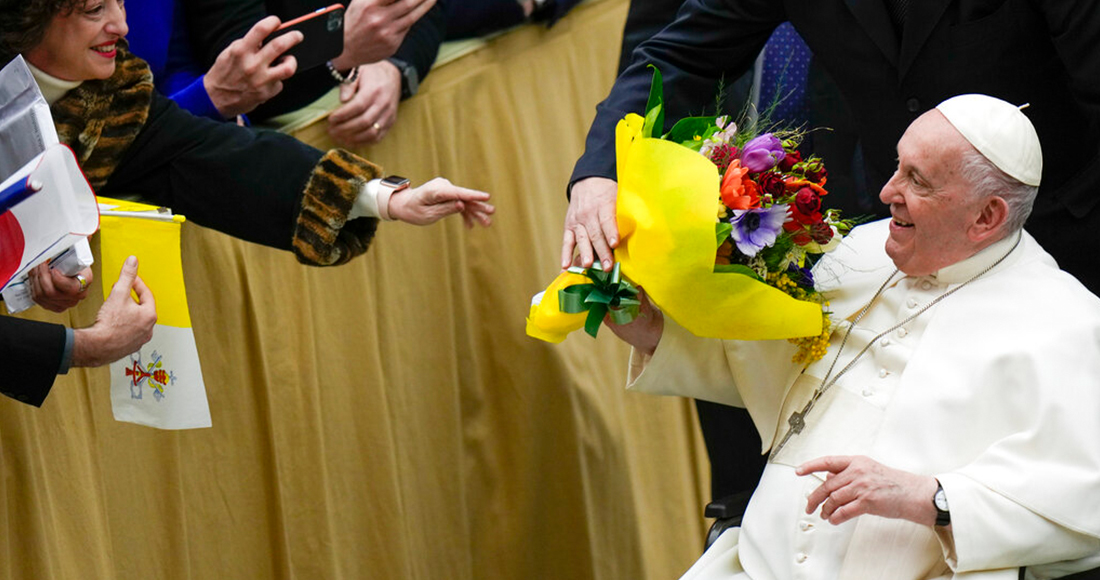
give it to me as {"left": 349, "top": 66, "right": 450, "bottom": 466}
{"left": 293, "top": 149, "right": 383, "bottom": 266}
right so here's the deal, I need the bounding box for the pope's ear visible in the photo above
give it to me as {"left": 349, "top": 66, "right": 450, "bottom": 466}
{"left": 969, "top": 195, "right": 1009, "bottom": 242}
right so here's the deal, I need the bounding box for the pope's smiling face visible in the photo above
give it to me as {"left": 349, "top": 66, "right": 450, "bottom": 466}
{"left": 878, "top": 111, "right": 989, "bottom": 277}
{"left": 25, "top": 0, "right": 128, "bottom": 82}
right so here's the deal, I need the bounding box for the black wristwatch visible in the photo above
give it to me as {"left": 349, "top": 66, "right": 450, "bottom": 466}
{"left": 387, "top": 57, "right": 419, "bottom": 100}
{"left": 932, "top": 481, "right": 951, "bottom": 527}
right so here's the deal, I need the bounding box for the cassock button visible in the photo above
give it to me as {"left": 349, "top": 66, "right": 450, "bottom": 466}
{"left": 906, "top": 297, "right": 919, "bottom": 309}
{"left": 862, "top": 389, "right": 874, "bottom": 397}
{"left": 906, "top": 98, "right": 921, "bottom": 112}
{"left": 881, "top": 338, "right": 891, "bottom": 347}
{"left": 878, "top": 368, "right": 889, "bottom": 378}
{"left": 800, "top": 521, "right": 814, "bottom": 531}
{"left": 920, "top": 280, "right": 934, "bottom": 291}
{"left": 796, "top": 552, "right": 809, "bottom": 564}
{"left": 896, "top": 327, "right": 909, "bottom": 338}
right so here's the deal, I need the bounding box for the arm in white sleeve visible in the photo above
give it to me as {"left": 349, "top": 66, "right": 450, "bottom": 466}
{"left": 936, "top": 473, "right": 1100, "bottom": 574}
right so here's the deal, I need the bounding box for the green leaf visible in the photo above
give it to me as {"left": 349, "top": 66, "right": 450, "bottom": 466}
{"left": 714, "top": 263, "right": 763, "bottom": 281}
{"left": 644, "top": 65, "right": 665, "bottom": 139}
{"left": 715, "top": 222, "right": 733, "bottom": 247}
{"left": 666, "top": 116, "right": 719, "bottom": 142}
{"left": 762, "top": 236, "right": 794, "bottom": 271}
{"left": 643, "top": 104, "right": 663, "bottom": 139}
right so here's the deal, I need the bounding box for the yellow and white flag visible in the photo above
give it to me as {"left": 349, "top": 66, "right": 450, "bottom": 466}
{"left": 98, "top": 197, "right": 211, "bottom": 429}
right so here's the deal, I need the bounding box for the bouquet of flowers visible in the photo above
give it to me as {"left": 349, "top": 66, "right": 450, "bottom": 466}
{"left": 528, "top": 67, "right": 854, "bottom": 363}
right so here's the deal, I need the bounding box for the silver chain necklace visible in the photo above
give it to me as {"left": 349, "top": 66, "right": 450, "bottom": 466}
{"left": 769, "top": 234, "right": 1022, "bottom": 460}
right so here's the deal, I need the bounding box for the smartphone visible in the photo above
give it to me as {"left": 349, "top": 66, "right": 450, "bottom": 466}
{"left": 263, "top": 4, "right": 345, "bottom": 73}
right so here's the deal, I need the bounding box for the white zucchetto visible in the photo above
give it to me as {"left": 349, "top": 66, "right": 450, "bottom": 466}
{"left": 936, "top": 94, "right": 1043, "bottom": 187}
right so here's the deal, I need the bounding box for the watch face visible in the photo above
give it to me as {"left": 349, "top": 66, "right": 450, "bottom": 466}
{"left": 934, "top": 489, "right": 949, "bottom": 512}
{"left": 381, "top": 175, "right": 410, "bottom": 189}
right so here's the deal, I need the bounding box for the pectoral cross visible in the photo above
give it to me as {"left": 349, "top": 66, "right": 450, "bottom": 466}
{"left": 769, "top": 402, "right": 812, "bottom": 461}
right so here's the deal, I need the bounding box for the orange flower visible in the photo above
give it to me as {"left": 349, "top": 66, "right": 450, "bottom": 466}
{"left": 784, "top": 177, "right": 829, "bottom": 197}
{"left": 720, "top": 160, "right": 760, "bottom": 210}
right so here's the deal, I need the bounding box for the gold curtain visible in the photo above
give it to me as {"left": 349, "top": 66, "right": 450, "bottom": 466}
{"left": 0, "top": 1, "right": 714, "bottom": 578}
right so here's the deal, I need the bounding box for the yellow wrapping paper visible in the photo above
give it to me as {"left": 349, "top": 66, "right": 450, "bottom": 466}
{"left": 527, "top": 114, "right": 822, "bottom": 342}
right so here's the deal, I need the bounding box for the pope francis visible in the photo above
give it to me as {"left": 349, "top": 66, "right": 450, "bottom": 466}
{"left": 608, "top": 94, "right": 1100, "bottom": 580}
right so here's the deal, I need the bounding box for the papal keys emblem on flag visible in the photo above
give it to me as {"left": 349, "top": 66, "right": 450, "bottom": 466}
{"left": 124, "top": 350, "right": 178, "bottom": 402}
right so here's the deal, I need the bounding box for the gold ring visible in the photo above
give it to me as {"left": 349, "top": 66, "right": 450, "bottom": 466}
{"left": 76, "top": 274, "right": 88, "bottom": 292}
{"left": 372, "top": 122, "right": 382, "bottom": 131}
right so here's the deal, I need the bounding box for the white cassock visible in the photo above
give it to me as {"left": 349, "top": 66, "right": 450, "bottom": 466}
{"left": 628, "top": 219, "right": 1100, "bottom": 580}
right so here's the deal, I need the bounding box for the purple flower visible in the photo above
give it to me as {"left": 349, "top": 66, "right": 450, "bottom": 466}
{"left": 729, "top": 204, "right": 788, "bottom": 256}
{"left": 739, "top": 134, "right": 786, "bottom": 173}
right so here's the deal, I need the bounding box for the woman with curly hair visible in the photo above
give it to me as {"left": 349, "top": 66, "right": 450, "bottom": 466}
{"left": 0, "top": 0, "right": 494, "bottom": 406}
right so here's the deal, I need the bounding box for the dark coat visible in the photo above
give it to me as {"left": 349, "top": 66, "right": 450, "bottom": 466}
{"left": 2, "top": 48, "right": 380, "bottom": 406}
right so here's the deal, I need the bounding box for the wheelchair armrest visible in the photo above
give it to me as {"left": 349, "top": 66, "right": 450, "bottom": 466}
{"left": 704, "top": 490, "right": 752, "bottom": 551}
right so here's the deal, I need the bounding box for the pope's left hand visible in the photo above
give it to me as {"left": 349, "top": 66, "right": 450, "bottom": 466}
{"left": 798, "top": 455, "right": 938, "bottom": 526}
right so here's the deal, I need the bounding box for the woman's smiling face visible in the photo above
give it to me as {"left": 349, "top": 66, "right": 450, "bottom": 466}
{"left": 25, "top": 0, "right": 128, "bottom": 81}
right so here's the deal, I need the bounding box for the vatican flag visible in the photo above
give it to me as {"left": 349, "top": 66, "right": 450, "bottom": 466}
{"left": 97, "top": 197, "right": 211, "bottom": 429}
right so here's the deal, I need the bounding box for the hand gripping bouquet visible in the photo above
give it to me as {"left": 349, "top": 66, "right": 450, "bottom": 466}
{"left": 528, "top": 67, "right": 854, "bottom": 363}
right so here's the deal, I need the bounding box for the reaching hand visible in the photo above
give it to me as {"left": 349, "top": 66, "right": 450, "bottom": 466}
{"left": 72, "top": 256, "right": 157, "bottom": 368}
{"left": 388, "top": 178, "right": 495, "bottom": 228}
{"left": 328, "top": 61, "right": 402, "bottom": 147}
{"left": 798, "top": 455, "right": 939, "bottom": 526}
{"left": 604, "top": 289, "right": 663, "bottom": 356}
{"left": 561, "top": 176, "right": 619, "bottom": 271}
{"left": 330, "top": 0, "right": 436, "bottom": 70}
{"left": 28, "top": 263, "right": 92, "bottom": 313}
{"left": 204, "top": 16, "right": 301, "bottom": 118}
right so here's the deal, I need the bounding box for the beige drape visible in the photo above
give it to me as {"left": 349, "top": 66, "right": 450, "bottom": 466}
{"left": 0, "top": 1, "right": 715, "bottom": 578}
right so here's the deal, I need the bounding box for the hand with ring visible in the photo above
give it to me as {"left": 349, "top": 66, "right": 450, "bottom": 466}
{"left": 327, "top": 60, "right": 403, "bottom": 147}
{"left": 28, "top": 263, "right": 94, "bottom": 313}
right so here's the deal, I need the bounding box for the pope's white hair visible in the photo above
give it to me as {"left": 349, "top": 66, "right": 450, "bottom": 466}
{"left": 957, "top": 147, "right": 1038, "bottom": 234}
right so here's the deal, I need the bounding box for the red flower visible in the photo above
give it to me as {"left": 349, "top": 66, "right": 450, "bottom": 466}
{"left": 756, "top": 171, "right": 787, "bottom": 197}
{"left": 811, "top": 221, "right": 834, "bottom": 245}
{"left": 794, "top": 188, "right": 822, "bottom": 215}
{"left": 778, "top": 150, "right": 803, "bottom": 172}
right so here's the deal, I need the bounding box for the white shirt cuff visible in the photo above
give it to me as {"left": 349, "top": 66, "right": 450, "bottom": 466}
{"left": 349, "top": 179, "right": 397, "bottom": 221}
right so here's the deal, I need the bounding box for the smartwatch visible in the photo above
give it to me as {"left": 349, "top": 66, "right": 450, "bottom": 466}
{"left": 932, "top": 481, "right": 950, "bottom": 527}
{"left": 377, "top": 175, "right": 410, "bottom": 221}
{"left": 386, "top": 57, "right": 419, "bottom": 100}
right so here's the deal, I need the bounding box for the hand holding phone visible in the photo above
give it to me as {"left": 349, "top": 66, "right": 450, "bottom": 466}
{"left": 203, "top": 15, "right": 303, "bottom": 117}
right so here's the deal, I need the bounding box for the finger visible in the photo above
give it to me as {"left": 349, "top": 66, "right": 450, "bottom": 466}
{"left": 561, "top": 229, "right": 577, "bottom": 270}
{"left": 36, "top": 263, "right": 59, "bottom": 296}
{"left": 432, "top": 186, "right": 491, "bottom": 203}
{"left": 260, "top": 30, "right": 303, "bottom": 67}
{"left": 339, "top": 75, "right": 358, "bottom": 102}
{"left": 109, "top": 256, "right": 140, "bottom": 301}
{"left": 131, "top": 274, "right": 155, "bottom": 307}
{"left": 818, "top": 482, "right": 857, "bottom": 520}
{"left": 797, "top": 456, "right": 853, "bottom": 476}
{"left": 825, "top": 497, "right": 866, "bottom": 525}
{"left": 267, "top": 54, "right": 298, "bottom": 81}
{"left": 49, "top": 268, "right": 84, "bottom": 295}
{"left": 584, "top": 219, "right": 614, "bottom": 270}
{"left": 572, "top": 226, "right": 595, "bottom": 268}
{"left": 329, "top": 96, "right": 379, "bottom": 128}
{"left": 598, "top": 206, "right": 620, "bottom": 248}
{"left": 396, "top": 0, "right": 436, "bottom": 27}
{"left": 244, "top": 15, "right": 284, "bottom": 48}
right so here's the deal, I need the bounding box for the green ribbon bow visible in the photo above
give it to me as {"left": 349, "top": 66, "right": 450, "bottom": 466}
{"left": 558, "top": 263, "right": 641, "bottom": 338}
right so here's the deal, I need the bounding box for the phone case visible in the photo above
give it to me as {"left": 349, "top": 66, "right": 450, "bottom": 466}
{"left": 264, "top": 4, "right": 345, "bottom": 73}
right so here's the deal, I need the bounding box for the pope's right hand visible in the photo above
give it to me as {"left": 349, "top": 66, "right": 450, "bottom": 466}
{"left": 560, "top": 176, "right": 619, "bottom": 271}
{"left": 604, "top": 289, "right": 663, "bottom": 356}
